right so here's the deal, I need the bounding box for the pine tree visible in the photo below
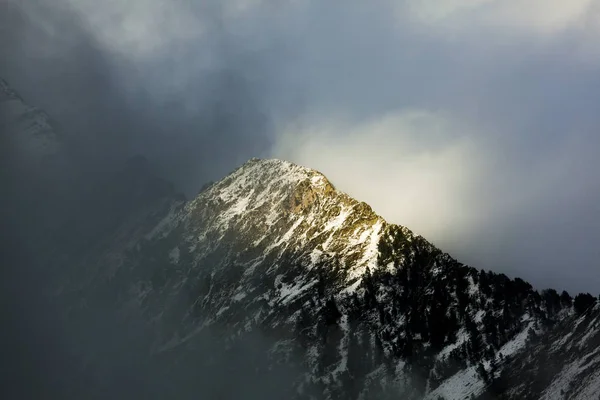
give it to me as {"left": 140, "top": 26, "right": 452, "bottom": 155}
{"left": 346, "top": 326, "right": 365, "bottom": 399}
{"left": 374, "top": 333, "right": 384, "bottom": 367}
{"left": 316, "top": 296, "right": 343, "bottom": 375}
{"left": 560, "top": 290, "right": 572, "bottom": 308}
{"left": 574, "top": 293, "right": 597, "bottom": 315}
{"left": 295, "top": 306, "right": 312, "bottom": 349}
{"left": 477, "top": 362, "right": 488, "bottom": 382}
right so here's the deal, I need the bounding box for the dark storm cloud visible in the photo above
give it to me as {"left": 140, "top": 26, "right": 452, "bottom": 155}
{"left": 0, "top": 0, "right": 277, "bottom": 192}
{"left": 2, "top": 0, "right": 599, "bottom": 295}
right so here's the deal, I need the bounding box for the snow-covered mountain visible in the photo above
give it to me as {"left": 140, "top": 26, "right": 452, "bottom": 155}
{"left": 3, "top": 76, "right": 598, "bottom": 399}
{"left": 56, "top": 157, "right": 599, "bottom": 399}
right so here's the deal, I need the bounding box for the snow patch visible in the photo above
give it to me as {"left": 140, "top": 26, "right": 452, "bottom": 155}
{"left": 324, "top": 207, "right": 350, "bottom": 231}
{"left": 425, "top": 365, "right": 485, "bottom": 400}
{"left": 277, "top": 277, "right": 318, "bottom": 305}
{"left": 169, "top": 246, "right": 180, "bottom": 264}
{"left": 232, "top": 291, "right": 247, "bottom": 302}
{"left": 347, "top": 220, "right": 384, "bottom": 282}
{"left": 498, "top": 320, "right": 534, "bottom": 359}
{"left": 437, "top": 329, "right": 468, "bottom": 361}
{"left": 145, "top": 202, "right": 183, "bottom": 239}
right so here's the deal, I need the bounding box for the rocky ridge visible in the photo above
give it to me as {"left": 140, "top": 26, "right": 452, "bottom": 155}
{"left": 3, "top": 76, "right": 598, "bottom": 400}
{"left": 60, "top": 157, "right": 600, "bottom": 399}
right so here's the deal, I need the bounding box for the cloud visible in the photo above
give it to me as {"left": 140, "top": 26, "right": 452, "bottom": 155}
{"left": 274, "top": 110, "right": 484, "bottom": 239}
{"left": 0, "top": 0, "right": 279, "bottom": 191}
{"left": 402, "top": 0, "right": 595, "bottom": 37}
{"left": 2, "top": 0, "right": 600, "bottom": 294}
{"left": 273, "top": 102, "right": 600, "bottom": 294}
{"left": 5, "top": 2, "right": 600, "bottom": 398}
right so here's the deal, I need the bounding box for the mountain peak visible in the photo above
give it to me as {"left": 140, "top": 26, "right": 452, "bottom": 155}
{"left": 218, "top": 158, "right": 375, "bottom": 213}
{"left": 239, "top": 157, "right": 335, "bottom": 188}
{"left": 56, "top": 155, "right": 600, "bottom": 400}
{"left": 149, "top": 157, "right": 387, "bottom": 293}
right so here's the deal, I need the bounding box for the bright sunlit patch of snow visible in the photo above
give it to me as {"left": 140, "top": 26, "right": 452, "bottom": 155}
{"left": 357, "top": 227, "right": 372, "bottom": 244}
{"left": 346, "top": 226, "right": 366, "bottom": 247}
{"left": 230, "top": 193, "right": 252, "bottom": 215}
{"left": 324, "top": 207, "right": 350, "bottom": 231}
{"left": 265, "top": 207, "right": 282, "bottom": 226}
{"left": 264, "top": 216, "right": 306, "bottom": 254}
{"left": 348, "top": 220, "right": 384, "bottom": 281}
{"left": 280, "top": 216, "right": 306, "bottom": 243}
{"left": 310, "top": 174, "right": 328, "bottom": 188}
{"left": 321, "top": 234, "right": 334, "bottom": 251}
{"left": 310, "top": 248, "right": 323, "bottom": 265}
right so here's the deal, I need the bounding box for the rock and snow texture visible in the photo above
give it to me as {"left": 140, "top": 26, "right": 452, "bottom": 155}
{"left": 498, "top": 304, "right": 600, "bottom": 400}
{"left": 6, "top": 74, "right": 597, "bottom": 399}
{"left": 179, "top": 158, "right": 385, "bottom": 285}
{"left": 56, "top": 157, "right": 600, "bottom": 400}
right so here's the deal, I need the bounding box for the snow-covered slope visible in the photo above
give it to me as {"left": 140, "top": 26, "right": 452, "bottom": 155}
{"left": 487, "top": 303, "right": 600, "bottom": 400}
{"left": 4, "top": 71, "right": 594, "bottom": 398}
{"left": 57, "top": 157, "right": 599, "bottom": 399}
{"left": 157, "top": 158, "right": 385, "bottom": 290}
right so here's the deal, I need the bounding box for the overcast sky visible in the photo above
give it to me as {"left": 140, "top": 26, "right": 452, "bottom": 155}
{"left": 1, "top": 0, "right": 599, "bottom": 294}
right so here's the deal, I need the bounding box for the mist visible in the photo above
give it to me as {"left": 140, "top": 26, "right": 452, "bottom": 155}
{"left": 3, "top": 0, "right": 598, "bottom": 294}
{"left": 2, "top": 5, "right": 600, "bottom": 397}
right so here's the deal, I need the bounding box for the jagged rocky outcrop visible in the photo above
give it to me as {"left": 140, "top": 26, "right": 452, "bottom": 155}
{"left": 57, "top": 157, "right": 599, "bottom": 399}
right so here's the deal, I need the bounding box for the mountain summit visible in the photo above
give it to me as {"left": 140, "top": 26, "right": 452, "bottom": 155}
{"left": 1, "top": 79, "right": 595, "bottom": 400}
{"left": 177, "top": 158, "right": 386, "bottom": 289}
{"left": 55, "top": 157, "right": 600, "bottom": 400}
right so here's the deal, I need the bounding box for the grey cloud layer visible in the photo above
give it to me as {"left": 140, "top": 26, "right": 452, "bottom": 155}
{"left": 2, "top": 0, "right": 600, "bottom": 292}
